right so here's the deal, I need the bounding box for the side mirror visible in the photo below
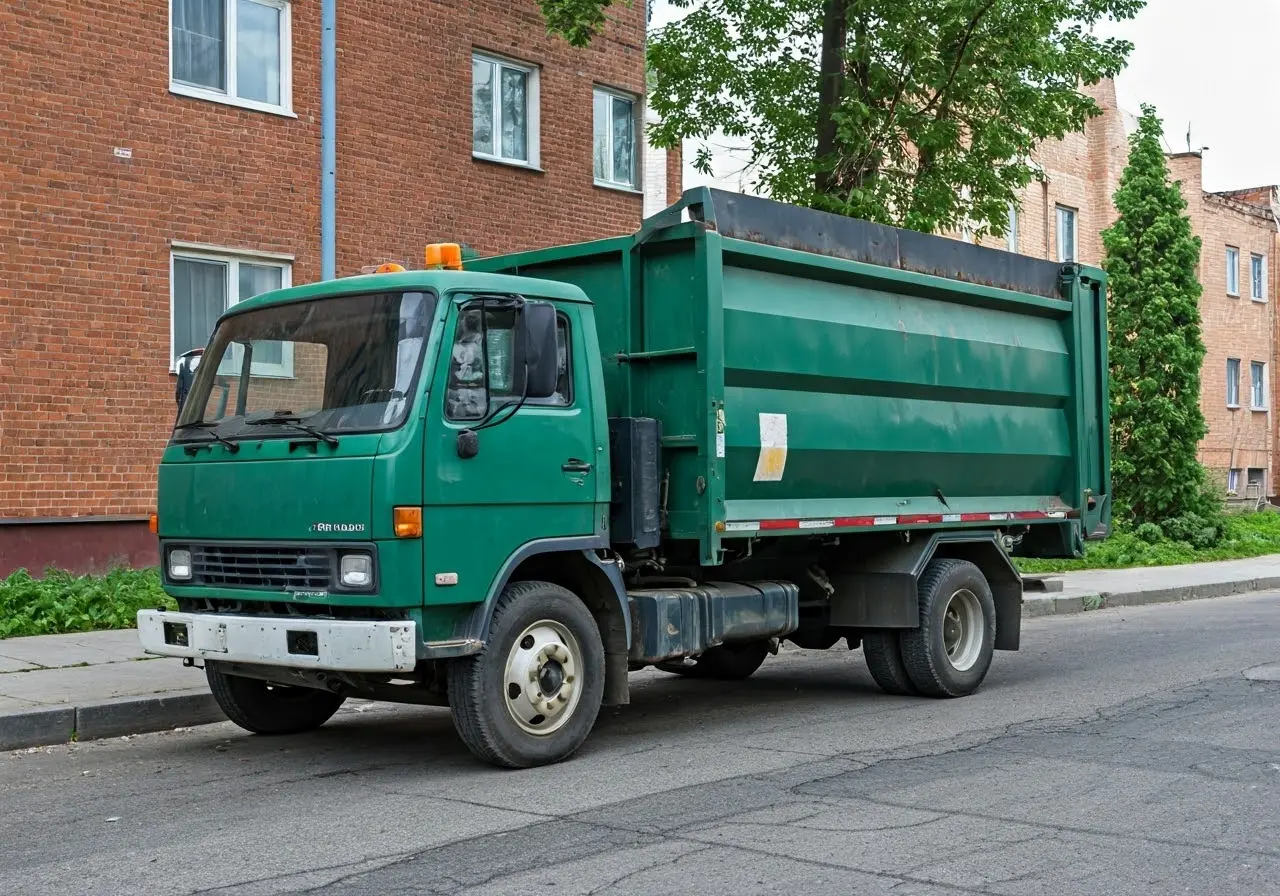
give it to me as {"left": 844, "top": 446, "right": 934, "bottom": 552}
{"left": 174, "top": 349, "right": 203, "bottom": 418}
{"left": 521, "top": 302, "right": 558, "bottom": 400}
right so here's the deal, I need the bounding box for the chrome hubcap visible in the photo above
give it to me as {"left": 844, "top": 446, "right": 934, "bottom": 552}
{"left": 942, "top": 588, "right": 984, "bottom": 672}
{"left": 503, "top": 620, "right": 582, "bottom": 736}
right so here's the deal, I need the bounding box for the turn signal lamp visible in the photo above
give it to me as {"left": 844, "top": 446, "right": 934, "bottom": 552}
{"left": 374, "top": 262, "right": 406, "bottom": 273}
{"left": 149, "top": 512, "right": 159, "bottom": 534}
{"left": 393, "top": 506, "right": 423, "bottom": 538}
{"left": 424, "top": 243, "right": 464, "bottom": 271}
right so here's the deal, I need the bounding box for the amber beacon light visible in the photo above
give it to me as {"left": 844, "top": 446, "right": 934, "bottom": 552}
{"left": 424, "top": 243, "right": 463, "bottom": 271}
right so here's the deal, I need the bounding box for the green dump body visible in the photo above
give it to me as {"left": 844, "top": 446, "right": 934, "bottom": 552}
{"left": 473, "top": 189, "right": 1111, "bottom": 564}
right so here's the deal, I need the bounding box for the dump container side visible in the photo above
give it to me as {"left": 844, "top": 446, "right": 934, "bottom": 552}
{"left": 712, "top": 237, "right": 1083, "bottom": 537}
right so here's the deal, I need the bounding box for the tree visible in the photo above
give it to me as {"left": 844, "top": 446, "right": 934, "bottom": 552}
{"left": 536, "top": 0, "right": 635, "bottom": 48}
{"left": 1102, "top": 105, "right": 1210, "bottom": 527}
{"left": 645, "top": 0, "right": 1142, "bottom": 237}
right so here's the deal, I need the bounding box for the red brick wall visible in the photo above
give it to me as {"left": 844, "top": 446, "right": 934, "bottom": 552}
{"left": 0, "top": 0, "right": 646, "bottom": 539}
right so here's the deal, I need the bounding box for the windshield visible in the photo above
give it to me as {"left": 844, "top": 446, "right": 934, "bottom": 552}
{"left": 174, "top": 290, "right": 438, "bottom": 439}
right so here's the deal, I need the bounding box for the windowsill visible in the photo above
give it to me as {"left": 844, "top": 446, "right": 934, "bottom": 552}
{"left": 1251, "top": 406, "right": 1269, "bottom": 413}
{"left": 169, "top": 84, "right": 297, "bottom": 119}
{"left": 472, "top": 153, "right": 544, "bottom": 174}
{"left": 1228, "top": 404, "right": 1241, "bottom": 410}
{"left": 1227, "top": 292, "right": 1241, "bottom": 299}
{"left": 1252, "top": 297, "right": 1268, "bottom": 304}
{"left": 593, "top": 180, "right": 644, "bottom": 196}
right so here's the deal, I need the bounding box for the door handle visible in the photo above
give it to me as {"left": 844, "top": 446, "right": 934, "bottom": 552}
{"left": 562, "top": 459, "right": 593, "bottom": 473}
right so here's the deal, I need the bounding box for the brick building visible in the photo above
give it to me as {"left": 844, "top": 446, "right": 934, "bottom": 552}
{"left": 0, "top": 0, "right": 680, "bottom": 576}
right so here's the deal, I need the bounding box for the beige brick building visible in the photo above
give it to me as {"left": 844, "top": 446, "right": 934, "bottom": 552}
{"left": 966, "top": 79, "right": 1279, "bottom": 500}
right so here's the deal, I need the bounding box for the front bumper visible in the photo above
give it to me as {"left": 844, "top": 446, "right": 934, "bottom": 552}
{"left": 137, "top": 610, "right": 417, "bottom": 673}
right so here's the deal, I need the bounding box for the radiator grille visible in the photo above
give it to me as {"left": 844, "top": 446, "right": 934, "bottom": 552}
{"left": 191, "top": 545, "right": 332, "bottom": 590}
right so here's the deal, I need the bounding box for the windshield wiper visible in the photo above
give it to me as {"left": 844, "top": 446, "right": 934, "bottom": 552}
{"left": 246, "top": 414, "right": 339, "bottom": 447}
{"left": 173, "top": 421, "right": 241, "bottom": 453}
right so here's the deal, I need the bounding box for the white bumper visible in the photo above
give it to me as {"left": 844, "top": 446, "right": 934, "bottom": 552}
{"left": 137, "top": 610, "right": 417, "bottom": 673}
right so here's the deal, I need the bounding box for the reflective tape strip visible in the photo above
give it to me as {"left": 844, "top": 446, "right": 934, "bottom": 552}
{"left": 721, "top": 508, "right": 1075, "bottom": 533}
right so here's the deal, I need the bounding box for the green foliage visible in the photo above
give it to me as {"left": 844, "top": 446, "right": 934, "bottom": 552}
{"left": 1134, "top": 522, "right": 1163, "bottom": 544}
{"left": 536, "top": 0, "right": 631, "bottom": 47}
{"left": 1102, "top": 105, "right": 1212, "bottom": 528}
{"left": 1018, "top": 512, "right": 1280, "bottom": 573}
{"left": 647, "top": 0, "right": 1142, "bottom": 235}
{"left": 0, "top": 567, "right": 174, "bottom": 639}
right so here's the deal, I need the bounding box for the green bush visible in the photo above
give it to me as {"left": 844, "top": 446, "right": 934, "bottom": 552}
{"left": 1135, "top": 522, "right": 1163, "bottom": 544}
{"left": 0, "top": 567, "right": 175, "bottom": 639}
{"left": 1019, "top": 511, "right": 1280, "bottom": 574}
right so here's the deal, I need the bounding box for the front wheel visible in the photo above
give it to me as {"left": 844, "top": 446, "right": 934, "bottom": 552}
{"left": 448, "top": 580, "right": 605, "bottom": 768}
{"left": 205, "top": 663, "right": 346, "bottom": 735}
{"left": 899, "top": 559, "right": 997, "bottom": 698}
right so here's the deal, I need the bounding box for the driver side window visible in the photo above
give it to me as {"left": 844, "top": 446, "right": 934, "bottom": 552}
{"left": 444, "top": 303, "right": 572, "bottom": 422}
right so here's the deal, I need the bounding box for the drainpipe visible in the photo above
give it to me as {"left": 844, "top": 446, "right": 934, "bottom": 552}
{"left": 320, "top": 0, "right": 336, "bottom": 280}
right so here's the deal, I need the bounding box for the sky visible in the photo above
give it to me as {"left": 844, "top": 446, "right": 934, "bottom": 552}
{"left": 649, "top": 0, "right": 1280, "bottom": 194}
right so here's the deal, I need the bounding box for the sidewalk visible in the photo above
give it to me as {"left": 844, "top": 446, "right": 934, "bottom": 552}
{"left": 5, "top": 555, "right": 1280, "bottom": 751}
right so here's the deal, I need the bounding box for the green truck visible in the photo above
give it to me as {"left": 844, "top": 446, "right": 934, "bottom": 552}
{"left": 139, "top": 189, "right": 1111, "bottom": 768}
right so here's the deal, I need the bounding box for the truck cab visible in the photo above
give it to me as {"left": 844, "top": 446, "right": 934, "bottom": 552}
{"left": 144, "top": 260, "right": 627, "bottom": 766}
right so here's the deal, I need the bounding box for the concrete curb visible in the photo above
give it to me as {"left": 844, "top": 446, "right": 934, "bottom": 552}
{"left": 1022, "top": 576, "right": 1280, "bottom": 617}
{"left": 2, "top": 689, "right": 226, "bottom": 752}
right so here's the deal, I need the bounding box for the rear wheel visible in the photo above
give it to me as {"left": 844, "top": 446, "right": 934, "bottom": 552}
{"left": 448, "top": 580, "right": 605, "bottom": 768}
{"left": 206, "top": 663, "right": 346, "bottom": 735}
{"left": 658, "top": 640, "right": 770, "bottom": 681}
{"left": 899, "top": 559, "right": 997, "bottom": 697}
{"left": 862, "top": 631, "right": 919, "bottom": 696}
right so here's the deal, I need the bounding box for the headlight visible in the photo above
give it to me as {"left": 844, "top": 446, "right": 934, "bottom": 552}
{"left": 340, "top": 553, "right": 373, "bottom": 588}
{"left": 168, "top": 549, "right": 192, "bottom": 581}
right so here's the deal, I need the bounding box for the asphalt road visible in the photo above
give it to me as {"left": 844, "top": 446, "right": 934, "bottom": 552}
{"left": 3, "top": 592, "right": 1279, "bottom": 896}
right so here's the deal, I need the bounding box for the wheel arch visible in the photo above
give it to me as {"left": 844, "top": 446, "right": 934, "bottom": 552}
{"left": 461, "top": 537, "right": 632, "bottom": 706}
{"left": 826, "top": 530, "right": 1022, "bottom": 651}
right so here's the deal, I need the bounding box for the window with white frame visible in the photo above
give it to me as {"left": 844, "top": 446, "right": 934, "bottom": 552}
{"left": 171, "top": 248, "right": 293, "bottom": 376}
{"left": 1226, "top": 247, "right": 1240, "bottom": 296}
{"left": 170, "top": 0, "right": 291, "bottom": 114}
{"left": 1227, "top": 357, "right": 1241, "bottom": 407}
{"left": 593, "top": 88, "right": 639, "bottom": 190}
{"left": 472, "top": 52, "right": 539, "bottom": 167}
{"left": 1055, "top": 205, "right": 1077, "bottom": 262}
{"left": 1251, "top": 361, "right": 1266, "bottom": 409}
{"left": 1251, "top": 253, "right": 1266, "bottom": 301}
{"left": 1228, "top": 469, "right": 1241, "bottom": 494}
{"left": 1006, "top": 202, "right": 1019, "bottom": 253}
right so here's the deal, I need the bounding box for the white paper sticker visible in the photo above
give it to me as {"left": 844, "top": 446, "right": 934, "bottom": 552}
{"left": 715, "top": 408, "right": 726, "bottom": 458}
{"left": 753, "top": 413, "right": 788, "bottom": 482}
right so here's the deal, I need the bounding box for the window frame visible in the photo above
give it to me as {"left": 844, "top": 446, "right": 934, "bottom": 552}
{"left": 1006, "top": 202, "right": 1019, "bottom": 253}
{"left": 168, "top": 0, "right": 295, "bottom": 117}
{"left": 1251, "top": 253, "right": 1266, "bottom": 302}
{"left": 1226, "top": 246, "right": 1240, "bottom": 297}
{"left": 1251, "top": 360, "right": 1267, "bottom": 410}
{"left": 471, "top": 51, "right": 541, "bottom": 170}
{"left": 1226, "top": 357, "right": 1241, "bottom": 408}
{"left": 592, "top": 86, "right": 641, "bottom": 192}
{"left": 1055, "top": 205, "right": 1078, "bottom": 263}
{"left": 442, "top": 299, "right": 574, "bottom": 423}
{"left": 169, "top": 244, "right": 294, "bottom": 377}
{"left": 1228, "top": 469, "right": 1241, "bottom": 494}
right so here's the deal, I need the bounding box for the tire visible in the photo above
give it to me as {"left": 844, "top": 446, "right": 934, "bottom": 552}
{"left": 448, "top": 580, "right": 605, "bottom": 769}
{"left": 205, "top": 663, "right": 346, "bottom": 735}
{"left": 862, "top": 631, "right": 920, "bottom": 696}
{"left": 657, "top": 640, "right": 770, "bottom": 681}
{"left": 899, "top": 559, "right": 997, "bottom": 698}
